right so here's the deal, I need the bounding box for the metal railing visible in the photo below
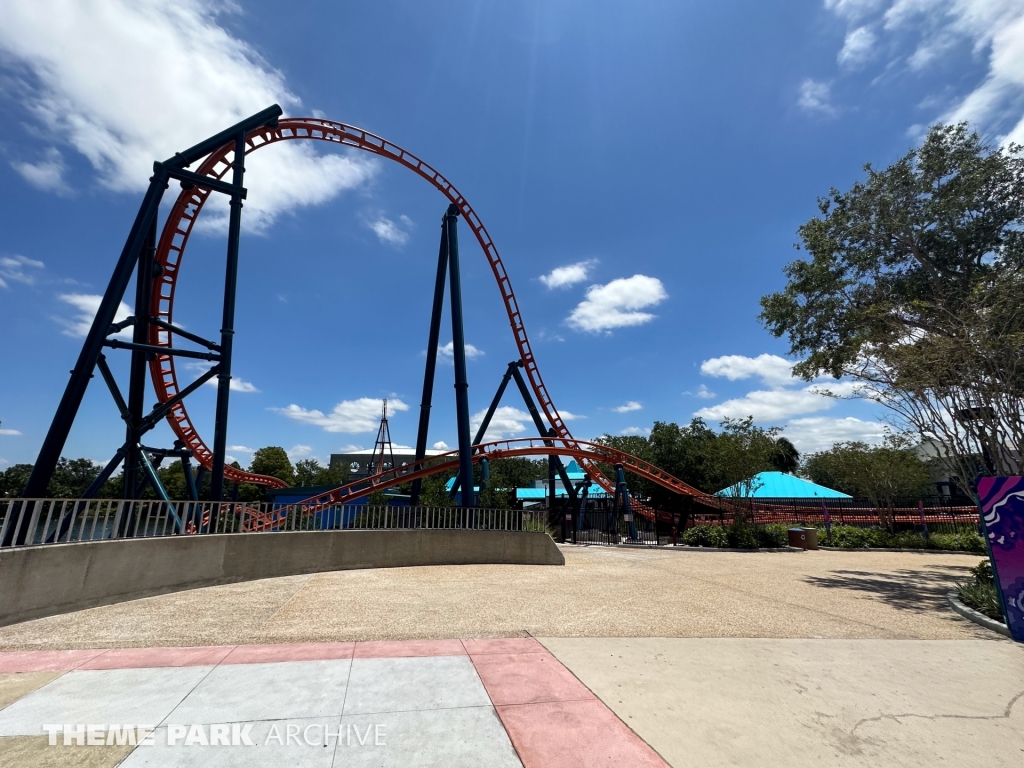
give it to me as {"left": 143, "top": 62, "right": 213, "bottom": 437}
{"left": 0, "top": 498, "right": 547, "bottom": 548}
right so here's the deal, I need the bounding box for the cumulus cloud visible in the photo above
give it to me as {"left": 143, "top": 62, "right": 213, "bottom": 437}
{"left": 365, "top": 214, "right": 411, "bottom": 247}
{"left": 694, "top": 382, "right": 857, "bottom": 422}
{"left": 432, "top": 441, "right": 450, "bottom": 450}
{"left": 539, "top": 260, "right": 596, "bottom": 289}
{"left": 567, "top": 275, "right": 667, "bottom": 333}
{"left": 287, "top": 444, "right": 314, "bottom": 461}
{"left": 695, "top": 384, "right": 716, "bottom": 399}
{"left": 471, "top": 405, "right": 532, "bottom": 442}
{"left": 0, "top": 255, "right": 45, "bottom": 289}
{"left": 55, "top": 293, "right": 133, "bottom": 339}
{"left": 700, "top": 354, "right": 795, "bottom": 388}
{"left": 557, "top": 410, "right": 584, "bottom": 421}
{"left": 620, "top": 426, "right": 651, "bottom": 437}
{"left": 0, "top": 428, "right": 23, "bottom": 436}
{"left": 0, "top": 0, "right": 375, "bottom": 230}
{"left": 203, "top": 376, "right": 259, "bottom": 393}
{"left": 838, "top": 26, "right": 877, "bottom": 68}
{"left": 272, "top": 397, "right": 409, "bottom": 433}
{"left": 782, "top": 416, "right": 887, "bottom": 453}
{"left": 227, "top": 445, "right": 254, "bottom": 453}
{"left": 614, "top": 401, "right": 642, "bottom": 413}
{"left": 797, "top": 79, "right": 836, "bottom": 115}
{"left": 11, "top": 148, "right": 69, "bottom": 194}
{"left": 437, "top": 341, "right": 484, "bottom": 361}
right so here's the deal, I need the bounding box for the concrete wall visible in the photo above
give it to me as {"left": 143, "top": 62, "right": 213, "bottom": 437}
{"left": 0, "top": 529, "right": 564, "bottom": 627}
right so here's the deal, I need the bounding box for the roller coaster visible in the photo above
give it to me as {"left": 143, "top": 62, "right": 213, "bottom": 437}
{"left": 3, "top": 105, "right": 709, "bottom": 547}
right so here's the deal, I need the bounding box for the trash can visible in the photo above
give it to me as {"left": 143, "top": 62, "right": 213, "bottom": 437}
{"left": 788, "top": 527, "right": 819, "bottom": 550}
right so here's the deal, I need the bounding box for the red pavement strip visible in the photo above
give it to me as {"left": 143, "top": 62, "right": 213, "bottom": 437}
{"left": 0, "top": 639, "right": 668, "bottom": 767}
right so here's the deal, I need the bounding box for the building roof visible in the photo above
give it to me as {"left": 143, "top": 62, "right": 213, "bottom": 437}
{"left": 714, "top": 471, "right": 851, "bottom": 498}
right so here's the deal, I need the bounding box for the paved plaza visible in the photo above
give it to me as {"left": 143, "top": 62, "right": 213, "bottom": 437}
{"left": 0, "top": 545, "right": 1021, "bottom": 766}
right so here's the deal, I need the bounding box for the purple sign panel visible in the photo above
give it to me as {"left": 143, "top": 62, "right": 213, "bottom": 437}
{"left": 977, "top": 476, "right": 1024, "bottom": 642}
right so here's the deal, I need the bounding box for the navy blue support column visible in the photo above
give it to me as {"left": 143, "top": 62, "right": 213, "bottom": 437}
{"left": 209, "top": 131, "right": 247, "bottom": 502}
{"left": 410, "top": 222, "right": 450, "bottom": 507}
{"left": 123, "top": 219, "right": 157, "bottom": 500}
{"left": 444, "top": 205, "right": 475, "bottom": 509}
{"left": 510, "top": 367, "right": 577, "bottom": 504}
{"left": 615, "top": 463, "right": 639, "bottom": 540}
{"left": 449, "top": 360, "right": 519, "bottom": 498}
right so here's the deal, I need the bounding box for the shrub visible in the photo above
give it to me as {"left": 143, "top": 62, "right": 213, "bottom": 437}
{"left": 727, "top": 521, "right": 759, "bottom": 550}
{"left": 682, "top": 525, "right": 728, "bottom": 548}
{"left": 929, "top": 532, "right": 985, "bottom": 553}
{"left": 957, "top": 558, "right": 1003, "bottom": 622}
{"left": 755, "top": 523, "right": 790, "bottom": 548}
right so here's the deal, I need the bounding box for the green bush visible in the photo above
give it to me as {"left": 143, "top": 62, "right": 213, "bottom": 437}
{"left": 929, "top": 532, "right": 986, "bottom": 553}
{"left": 755, "top": 523, "right": 790, "bottom": 548}
{"left": 727, "top": 521, "right": 759, "bottom": 549}
{"left": 682, "top": 525, "right": 729, "bottom": 548}
{"left": 816, "top": 525, "right": 984, "bottom": 553}
{"left": 957, "top": 558, "right": 1003, "bottom": 621}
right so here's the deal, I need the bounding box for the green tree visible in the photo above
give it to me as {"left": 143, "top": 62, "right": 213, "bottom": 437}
{"left": 707, "top": 417, "right": 782, "bottom": 497}
{"left": 760, "top": 124, "right": 1024, "bottom": 482}
{"left": 46, "top": 458, "right": 103, "bottom": 498}
{"left": 771, "top": 437, "right": 800, "bottom": 474}
{"left": 248, "top": 447, "right": 295, "bottom": 486}
{"left": 0, "top": 464, "right": 33, "bottom": 498}
{"left": 803, "top": 435, "right": 934, "bottom": 529}
{"left": 294, "top": 458, "right": 349, "bottom": 488}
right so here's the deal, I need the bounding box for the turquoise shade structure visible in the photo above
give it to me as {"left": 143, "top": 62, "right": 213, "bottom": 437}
{"left": 715, "top": 471, "right": 851, "bottom": 498}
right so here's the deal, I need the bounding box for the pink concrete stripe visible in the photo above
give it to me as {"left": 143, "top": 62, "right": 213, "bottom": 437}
{"left": 77, "top": 645, "right": 235, "bottom": 670}
{"left": 0, "top": 649, "right": 108, "bottom": 674}
{"left": 462, "top": 637, "right": 546, "bottom": 655}
{"left": 496, "top": 700, "right": 669, "bottom": 768}
{"left": 221, "top": 642, "right": 355, "bottom": 665}
{"left": 354, "top": 639, "right": 467, "bottom": 659}
{"left": 470, "top": 651, "right": 596, "bottom": 707}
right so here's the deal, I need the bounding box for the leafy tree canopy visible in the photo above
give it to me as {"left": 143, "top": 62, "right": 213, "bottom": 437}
{"left": 248, "top": 447, "right": 295, "bottom": 486}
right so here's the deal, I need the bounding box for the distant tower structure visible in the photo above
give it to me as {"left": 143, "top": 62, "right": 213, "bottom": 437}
{"left": 368, "top": 400, "right": 396, "bottom": 478}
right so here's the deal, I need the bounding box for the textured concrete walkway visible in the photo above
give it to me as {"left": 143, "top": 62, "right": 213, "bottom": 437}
{"left": 0, "top": 639, "right": 665, "bottom": 768}
{"left": 0, "top": 546, "right": 991, "bottom": 650}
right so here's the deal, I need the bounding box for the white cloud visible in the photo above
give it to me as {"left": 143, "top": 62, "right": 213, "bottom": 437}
{"left": 614, "top": 401, "right": 642, "bottom": 413}
{"left": 437, "top": 341, "right": 484, "bottom": 361}
{"left": 0, "top": 428, "right": 23, "bottom": 436}
{"left": 620, "top": 426, "right": 651, "bottom": 437}
{"left": 201, "top": 376, "right": 259, "bottom": 393}
{"left": 432, "top": 441, "right": 450, "bottom": 450}
{"left": 366, "top": 215, "right": 410, "bottom": 247}
{"left": 0, "top": 255, "right": 45, "bottom": 289}
{"left": 694, "top": 382, "right": 856, "bottom": 422}
{"left": 797, "top": 79, "right": 836, "bottom": 115}
{"left": 824, "top": 0, "right": 1024, "bottom": 144}
{"left": 0, "top": 0, "right": 376, "bottom": 230}
{"left": 557, "top": 410, "right": 584, "bottom": 421}
{"left": 695, "top": 384, "right": 716, "bottom": 400}
{"left": 227, "top": 445, "right": 254, "bottom": 453}
{"left": 838, "top": 26, "right": 877, "bottom": 68}
{"left": 700, "top": 354, "right": 795, "bottom": 388}
{"left": 471, "top": 406, "right": 531, "bottom": 442}
{"left": 55, "top": 293, "right": 133, "bottom": 338}
{"left": 825, "top": 0, "right": 885, "bottom": 20}
{"left": 782, "top": 416, "right": 887, "bottom": 453}
{"left": 11, "top": 148, "right": 68, "bottom": 194}
{"left": 539, "top": 260, "right": 597, "bottom": 289}
{"left": 287, "top": 444, "right": 314, "bottom": 461}
{"left": 272, "top": 397, "right": 409, "bottom": 433}
{"left": 567, "top": 275, "right": 667, "bottom": 333}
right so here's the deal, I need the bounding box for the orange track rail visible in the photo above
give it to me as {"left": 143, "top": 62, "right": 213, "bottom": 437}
{"left": 293, "top": 437, "right": 709, "bottom": 512}
{"left": 149, "top": 119, "right": 657, "bottom": 493}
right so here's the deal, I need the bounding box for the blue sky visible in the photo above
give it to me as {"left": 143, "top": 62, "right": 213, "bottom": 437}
{"left": 2, "top": 0, "right": 1023, "bottom": 471}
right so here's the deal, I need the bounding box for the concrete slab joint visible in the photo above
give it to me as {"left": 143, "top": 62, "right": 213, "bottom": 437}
{"left": 0, "top": 530, "right": 563, "bottom": 627}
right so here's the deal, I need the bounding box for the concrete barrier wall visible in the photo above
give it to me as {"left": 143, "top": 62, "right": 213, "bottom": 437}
{"left": 0, "top": 529, "right": 564, "bottom": 627}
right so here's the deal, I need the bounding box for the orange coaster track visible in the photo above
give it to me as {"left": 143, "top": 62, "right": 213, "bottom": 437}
{"left": 293, "top": 437, "right": 708, "bottom": 513}
{"left": 149, "top": 118, "right": 689, "bottom": 497}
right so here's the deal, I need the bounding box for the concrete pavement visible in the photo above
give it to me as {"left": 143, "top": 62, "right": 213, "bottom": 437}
{"left": 0, "top": 546, "right": 992, "bottom": 650}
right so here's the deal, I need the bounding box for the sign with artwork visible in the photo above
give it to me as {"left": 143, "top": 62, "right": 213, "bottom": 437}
{"left": 977, "top": 476, "right": 1024, "bottom": 642}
